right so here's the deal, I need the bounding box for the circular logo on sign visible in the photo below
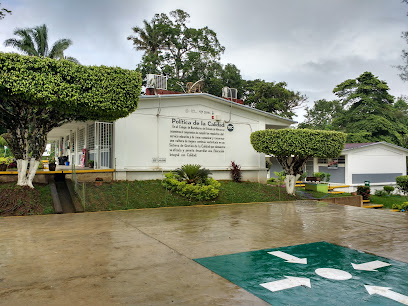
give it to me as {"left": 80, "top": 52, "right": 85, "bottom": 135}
{"left": 227, "top": 124, "right": 234, "bottom": 132}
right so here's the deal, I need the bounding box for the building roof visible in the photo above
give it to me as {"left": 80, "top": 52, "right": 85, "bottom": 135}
{"left": 139, "top": 92, "right": 296, "bottom": 125}
{"left": 344, "top": 143, "right": 377, "bottom": 150}
{"left": 343, "top": 142, "right": 408, "bottom": 153}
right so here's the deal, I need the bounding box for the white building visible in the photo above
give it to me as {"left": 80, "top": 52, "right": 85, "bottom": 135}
{"left": 269, "top": 142, "right": 408, "bottom": 191}
{"left": 47, "top": 90, "right": 294, "bottom": 183}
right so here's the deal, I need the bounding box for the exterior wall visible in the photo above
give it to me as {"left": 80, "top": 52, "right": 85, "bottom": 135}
{"left": 114, "top": 169, "right": 267, "bottom": 183}
{"left": 318, "top": 166, "right": 345, "bottom": 184}
{"left": 346, "top": 145, "right": 406, "bottom": 186}
{"left": 113, "top": 95, "right": 290, "bottom": 182}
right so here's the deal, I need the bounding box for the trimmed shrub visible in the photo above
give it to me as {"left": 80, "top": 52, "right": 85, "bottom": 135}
{"left": 162, "top": 172, "right": 220, "bottom": 201}
{"left": 250, "top": 129, "right": 346, "bottom": 195}
{"left": 357, "top": 186, "right": 370, "bottom": 200}
{"left": 230, "top": 161, "right": 242, "bottom": 182}
{"left": 383, "top": 186, "right": 394, "bottom": 195}
{"left": 392, "top": 202, "right": 408, "bottom": 211}
{"left": 396, "top": 176, "right": 408, "bottom": 195}
{"left": 374, "top": 190, "right": 387, "bottom": 197}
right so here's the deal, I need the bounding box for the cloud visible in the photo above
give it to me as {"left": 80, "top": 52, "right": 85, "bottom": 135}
{"left": 1, "top": 0, "right": 407, "bottom": 123}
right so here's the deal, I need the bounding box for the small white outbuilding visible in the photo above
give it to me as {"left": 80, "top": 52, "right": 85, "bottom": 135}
{"left": 269, "top": 142, "right": 408, "bottom": 191}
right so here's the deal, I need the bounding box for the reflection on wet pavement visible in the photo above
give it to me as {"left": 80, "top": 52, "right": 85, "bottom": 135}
{"left": 0, "top": 200, "right": 407, "bottom": 304}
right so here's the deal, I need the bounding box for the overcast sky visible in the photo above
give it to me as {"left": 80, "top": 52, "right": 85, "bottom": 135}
{"left": 1, "top": 0, "right": 407, "bottom": 122}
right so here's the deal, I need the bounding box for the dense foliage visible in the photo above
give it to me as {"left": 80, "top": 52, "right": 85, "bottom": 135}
{"left": 174, "top": 164, "right": 211, "bottom": 184}
{"left": 251, "top": 129, "right": 346, "bottom": 194}
{"left": 298, "top": 99, "right": 343, "bottom": 130}
{"left": 251, "top": 129, "right": 346, "bottom": 159}
{"left": 162, "top": 172, "right": 220, "bottom": 201}
{"left": 129, "top": 9, "right": 224, "bottom": 90}
{"left": 357, "top": 186, "right": 370, "bottom": 200}
{"left": 300, "top": 72, "right": 408, "bottom": 147}
{"left": 0, "top": 52, "right": 141, "bottom": 186}
{"left": 396, "top": 175, "right": 408, "bottom": 194}
{"left": 130, "top": 9, "right": 305, "bottom": 119}
{"left": 243, "top": 80, "right": 306, "bottom": 118}
{"left": 392, "top": 202, "right": 408, "bottom": 211}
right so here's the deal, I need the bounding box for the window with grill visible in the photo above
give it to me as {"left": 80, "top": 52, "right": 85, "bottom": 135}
{"left": 71, "top": 132, "right": 75, "bottom": 151}
{"left": 78, "top": 128, "right": 85, "bottom": 150}
{"left": 88, "top": 124, "right": 95, "bottom": 150}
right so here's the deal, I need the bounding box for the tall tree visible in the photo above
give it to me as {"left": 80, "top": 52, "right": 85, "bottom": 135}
{"left": 0, "top": 53, "right": 141, "bottom": 187}
{"left": 332, "top": 71, "right": 408, "bottom": 145}
{"left": 397, "top": 0, "right": 408, "bottom": 81}
{"left": 0, "top": 2, "right": 11, "bottom": 20}
{"left": 298, "top": 99, "right": 343, "bottom": 130}
{"left": 4, "top": 24, "right": 79, "bottom": 63}
{"left": 243, "top": 80, "right": 307, "bottom": 119}
{"left": 130, "top": 9, "right": 225, "bottom": 90}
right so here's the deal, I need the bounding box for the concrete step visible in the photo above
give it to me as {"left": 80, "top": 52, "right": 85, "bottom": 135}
{"left": 363, "top": 199, "right": 370, "bottom": 203}
{"left": 363, "top": 204, "right": 384, "bottom": 209}
{"left": 295, "top": 184, "right": 305, "bottom": 187}
{"left": 328, "top": 185, "right": 350, "bottom": 190}
{"left": 328, "top": 191, "right": 345, "bottom": 194}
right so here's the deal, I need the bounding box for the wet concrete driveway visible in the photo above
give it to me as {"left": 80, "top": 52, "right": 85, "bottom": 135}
{"left": 0, "top": 201, "right": 407, "bottom": 305}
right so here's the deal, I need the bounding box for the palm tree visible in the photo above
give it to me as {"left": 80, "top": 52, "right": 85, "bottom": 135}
{"left": 127, "top": 19, "right": 166, "bottom": 55}
{"left": 4, "top": 24, "right": 79, "bottom": 63}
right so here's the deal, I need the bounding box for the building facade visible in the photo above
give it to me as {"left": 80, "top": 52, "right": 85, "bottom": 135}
{"left": 48, "top": 92, "right": 294, "bottom": 183}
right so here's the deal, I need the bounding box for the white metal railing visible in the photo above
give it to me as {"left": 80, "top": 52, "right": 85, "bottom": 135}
{"left": 94, "top": 122, "right": 113, "bottom": 169}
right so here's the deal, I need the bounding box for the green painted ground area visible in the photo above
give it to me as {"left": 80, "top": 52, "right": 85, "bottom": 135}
{"left": 194, "top": 242, "right": 408, "bottom": 305}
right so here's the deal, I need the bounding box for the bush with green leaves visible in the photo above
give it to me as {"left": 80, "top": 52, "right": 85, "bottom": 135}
{"left": 251, "top": 129, "right": 346, "bottom": 194}
{"left": 267, "top": 177, "right": 276, "bottom": 185}
{"left": 230, "top": 161, "right": 242, "bottom": 182}
{"left": 162, "top": 172, "right": 220, "bottom": 201}
{"left": 392, "top": 202, "right": 408, "bottom": 211}
{"left": 312, "top": 172, "right": 331, "bottom": 182}
{"left": 357, "top": 186, "right": 370, "bottom": 200}
{"left": 299, "top": 171, "right": 307, "bottom": 181}
{"left": 396, "top": 176, "right": 408, "bottom": 195}
{"left": 174, "top": 164, "right": 211, "bottom": 184}
{"left": 383, "top": 186, "right": 395, "bottom": 195}
{"left": 374, "top": 190, "right": 387, "bottom": 197}
{"left": 313, "top": 172, "right": 326, "bottom": 181}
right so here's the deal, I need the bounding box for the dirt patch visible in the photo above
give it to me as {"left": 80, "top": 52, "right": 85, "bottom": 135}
{"left": 0, "top": 183, "right": 53, "bottom": 217}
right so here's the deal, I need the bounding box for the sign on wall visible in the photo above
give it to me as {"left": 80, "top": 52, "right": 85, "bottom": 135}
{"left": 169, "top": 118, "right": 226, "bottom": 159}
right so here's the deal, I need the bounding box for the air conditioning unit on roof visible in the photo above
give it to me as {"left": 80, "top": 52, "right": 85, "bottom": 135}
{"left": 222, "top": 87, "right": 237, "bottom": 99}
{"left": 146, "top": 74, "right": 167, "bottom": 90}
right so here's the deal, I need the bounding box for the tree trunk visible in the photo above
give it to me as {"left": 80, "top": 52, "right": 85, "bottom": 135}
{"left": 17, "top": 159, "right": 28, "bottom": 186}
{"left": 27, "top": 158, "right": 40, "bottom": 188}
{"left": 16, "top": 158, "right": 40, "bottom": 188}
{"left": 284, "top": 174, "right": 300, "bottom": 195}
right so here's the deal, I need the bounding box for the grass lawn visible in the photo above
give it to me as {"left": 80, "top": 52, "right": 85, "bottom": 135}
{"left": 370, "top": 194, "right": 408, "bottom": 209}
{"left": 79, "top": 180, "right": 298, "bottom": 212}
{"left": 0, "top": 183, "right": 54, "bottom": 217}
